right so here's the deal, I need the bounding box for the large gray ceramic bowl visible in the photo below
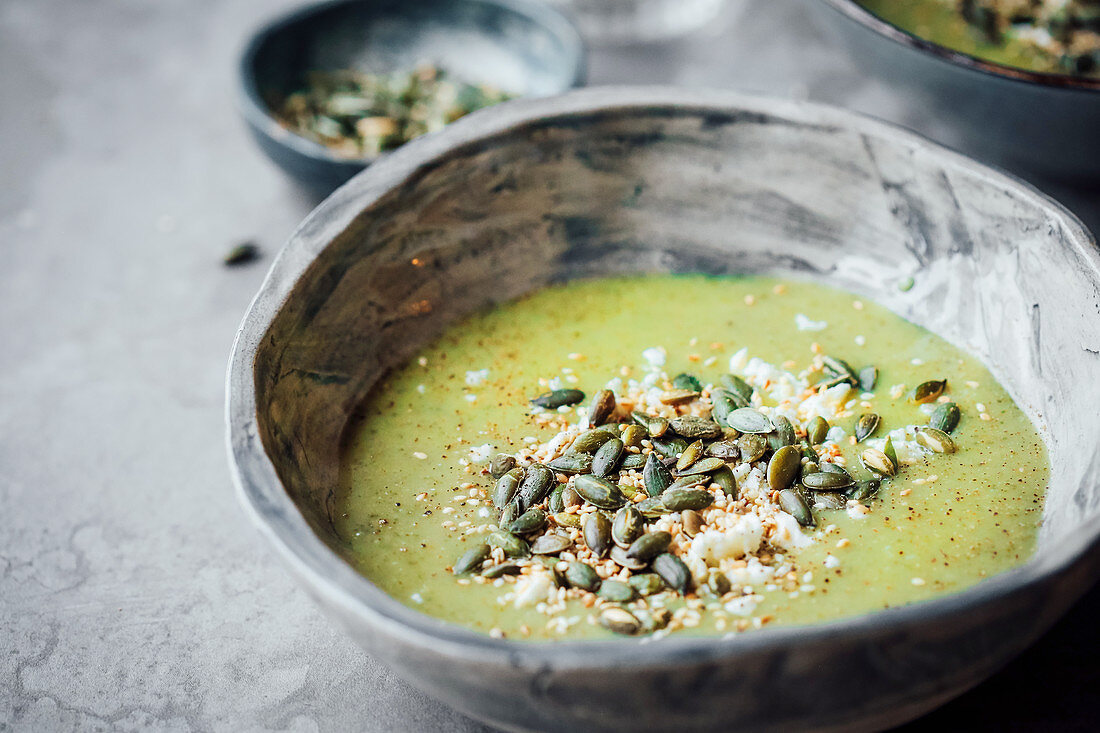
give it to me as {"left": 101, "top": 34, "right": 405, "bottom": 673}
{"left": 226, "top": 87, "right": 1100, "bottom": 732}
{"left": 809, "top": 0, "right": 1100, "bottom": 183}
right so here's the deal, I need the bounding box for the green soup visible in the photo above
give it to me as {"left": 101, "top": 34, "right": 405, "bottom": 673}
{"left": 335, "top": 275, "right": 1048, "bottom": 640}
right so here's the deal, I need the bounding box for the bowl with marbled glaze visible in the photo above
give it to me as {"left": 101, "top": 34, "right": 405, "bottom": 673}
{"left": 226, "top": 87, "right": 1100, "bottom": 732}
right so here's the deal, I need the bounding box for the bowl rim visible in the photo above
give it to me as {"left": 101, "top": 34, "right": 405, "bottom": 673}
{"left": 235, "top": 0, "right": 587, "bottom": 168}
{"left": 817, "top": 0, "right": 1100, "bottom": 92}
{"left": 226, "top": 85, "right": 1100, "bottom": 670}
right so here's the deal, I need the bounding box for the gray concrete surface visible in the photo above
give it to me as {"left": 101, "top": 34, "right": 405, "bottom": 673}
{"left": 1, "top": 1, "right": 1096, "bottom": 731}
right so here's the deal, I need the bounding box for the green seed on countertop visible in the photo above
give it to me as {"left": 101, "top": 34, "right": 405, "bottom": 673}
{"left": 705, "top": 440, "right": 740, "bottom": 459}
{"left": 861, "top": 448, "right": 897, "bottom": 477}
{"left": 621, "top": 424, "right": 647, "bottom": 449}
{"left": 508, "top": 507, "right": 547, "bottom": 535}
{"left": 642, "top": 452, "right": 674, "bottom": 497}
{"left": 802, "top": 471, "right": 853, "bottom": 491}
{"left": 516, "top": 464, "right": 555, "bottom": 511}
{"left": 767, "top": 445, "right": 801, "bottom": 491}
{"left": 720, "top": 374, "right": 754, "bottom": 406}
{"left": 628, "top": 573, "right": 665, "bottom": 596}
{"left": 727, "top": 408, "right": 773, "bottom": 434}
{"left": 672, "top": 373, "right": 703, "bottom": 392}
{"left": 709, "top": 389, "right": 736, "bottom": 424}
{"left": 631, "top": 411, "right": 669, "bottom": 438}
{"left": 598, "top": 580, "right": 638, "bottom": 603}
{"left": 553, "top": 512, "right": 580, "bottom": 528}
{"left": 610, "top": 545, "right": 648, "bottom": 570}
{"left": 592, "top": 438, "right": 625, "bottom": 478}
{"left": 587, "top": 389, "right": 617, "bottom": 426}
{"left": 670, "top": 415, "right": 722, "bottom": 440}
{"left": 599, "top": 606, "right": 642, "bottom": 635}
{"left": 490, "top": 453, "right": 517, "bottom": 479}
{"left": 859, "top": 365, "right": 878, "bottom": 392}
{"left": 531, "top": 388, "right": 585, "bottom": 409}
{"left": 680, "top": 457, "right": 726, "bottom": 476}
{"left": 738, "top": 433, "right": 768, "bottom": 463}
{"left": 771, "top": 415, "right": 796, "bottom": 448}
{"left": 548, "top": 453, "right": 593, "bottom": 475}
{"left": 621, "top": 452, "right": 647, "bottom": 470}
{"left": 481, "top": 562, "right": 522, "bottom": 579}
{"left": 582, "top": 511, "right": 613, "bottom": 558}
{"left": 650, "top": 436, "right": 688, "bottom": 459}
{"left": 573, "top": 474, "right": 627, "bottom": 509}
{"left": 488, "top": 530, "right": 530, "bottom": 558}
{"left": 913, "top": 379, "right": 947, "bottom": 404}
{"left": 855, "top": 413, "right": 881, "bottom": 442}
{"left": 453, "top": 544, "right": 491, "bottom": 574}
{"left": 930, "top": 402, "right": 961, "bottom": 433}
{"left": 712, "top": 465, "right": 738, "bottom": 498}
{"left": 808, "top": 416, "right": 830, "bottom": 445}
{"left": 612, "top": 505, "right": 644, "bottom": 548}
{"left": 565, "top": 561, "right": 601, "bottom": 592}
{"left": 653, "top": 553, "right": 692, "bottom": 593}
{"left": 493, "top": 467, "right": 524, "bottom": 509}
{"left": 570, "top": 428, "right": 617, "bottom": 454}
{"left": 917, "top": 427, "right": 957, "bottom": 454}
{"left": 662, "top": 487, "right": 714, "bottom": 511}
{"left": 778, "top": 489, "right": 815, "bottom": 527}
{"left": 636, "top": 496, "right": 668, "bottom": 518}
{"left": 848, "top": 478, "right": 881, "bottom": 502}
{"left": 530, "top": 532, "right": 572, "bottom": 555}
{"left": 676, "top": 439, "right": 705, "bottom": 471}
{"left": 626, "top": 531, "right": 672, "bottom": 560}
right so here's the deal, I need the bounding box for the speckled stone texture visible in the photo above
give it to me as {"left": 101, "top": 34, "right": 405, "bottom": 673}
{"left": 2, "top": 0, "right": 1099, "bottom": 731}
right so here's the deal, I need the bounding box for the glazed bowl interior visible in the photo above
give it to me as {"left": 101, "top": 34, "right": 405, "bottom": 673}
{"left": 228, "top": 88, "right": 1100, "bottom": 731}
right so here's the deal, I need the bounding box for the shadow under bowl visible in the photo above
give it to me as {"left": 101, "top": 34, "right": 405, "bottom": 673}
{"left": 237, "top": 0, "right": 585, "bottom": 195}
{"left": 227, "top": 87, "right": 1100, "bottom": 732}
{"left": 809, "top": 0, "right": 1100, "bottom": 184}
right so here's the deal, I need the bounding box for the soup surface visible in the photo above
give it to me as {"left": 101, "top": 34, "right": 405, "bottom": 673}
{"left": 336, "top": 275, "right": 1048, "bottom": 640}
{"left": 857, "top": 0, "right": 1100, "bottom": 77}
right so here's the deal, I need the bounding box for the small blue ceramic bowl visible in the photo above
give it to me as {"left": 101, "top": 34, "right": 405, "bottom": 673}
{"left": 238, "top": 0, "right": 585, "bottom": 194}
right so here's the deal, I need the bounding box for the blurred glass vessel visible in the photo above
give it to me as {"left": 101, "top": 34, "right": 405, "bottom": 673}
{"left": 549, "top": 0, "right": 731, "bottom": 43}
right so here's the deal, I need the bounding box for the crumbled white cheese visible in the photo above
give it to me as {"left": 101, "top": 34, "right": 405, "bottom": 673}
{"left": 642, "top": 346, "right": 666, "bottom": 368}
{"left": 771, "top": 512, "right": 813, "bottom": 550}
{"left": 724, "top": 595, "right": 761, "bottom": 617}
{"left": 465, "top": 368, "right": 490, "bottom": 386}
{"left": 514, "top": 574, "right": 554, "bottom": 608}
{"left": 794, "top": 313, "right": 827, "bottom": 331}
{"left": 846, "top": 501, "right": 871, "bottom": 519}
{"left": 824, "top": 554, "right": 840, "bottom": 569}
{"left": 688, "top": 515, "right": 765, "bottom": 565}
{"left": 468, "top": 444, "right": 494, "bottom": 464}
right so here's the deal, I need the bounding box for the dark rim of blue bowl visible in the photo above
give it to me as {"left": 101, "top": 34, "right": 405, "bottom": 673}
{"left": 820, "top": 0, "right": 1100, "bottom": 92}
{"left": 236, "top": 0, "right": 587, "bottom": 168}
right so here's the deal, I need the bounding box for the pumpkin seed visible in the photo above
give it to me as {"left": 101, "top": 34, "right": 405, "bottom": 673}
{"left": 808, "top": 416, "right": 830, "bottom": 445}
{"left": 499, "top": 499, "right": 521, "bottom": 527}
{"left": 709, "top": 389, "right": 736, "bottom": 424}
{"left": 516, "top": 464, "right": 555, "bottom": 511}
{"left": 621, "top": 424, "right": 647, "bottom": 449}
{"left": 587, "top": 389, "right": 617, "bottom": 426}
{"left": 599, "top": 606, "right": 641, "bottom": 635}
{"left": 570, "top": 428, "right": 616, "bottom": 454}
{"left": 802, "top": 471, "right": 853, "bottom": 491}
{"left": 621, "top": 452, "right": 647, "bottom": 470}
{"left": 626, "top": 531, "right": 672, "bottom": 560}
{"left": 553, "top": 511, "right": 581, "bottom": 528}
{"left": 650, "top": 436, "right": 688, "bottom": 459}
{"left": 530, "top": 532, "right": 572, "bottom": 555}
{"left": 642, "top": 452, "right": 674, "bottom": 497}
{"left": 884, "top": 436, "right": 898, "bottom": 468}
{"left": 727, "top": 408, "right": 773, "bottom": 434}
{"left": 767, "top": 445, "right": 801, "bottom": 491}
{"left": 493, "top": 467, "right": 524, "bottom": 509}
{"left": 930, "top": 402, "right": 961, "bottom": 433}
{"left": 917, "top": 427, "right": 957, "bottom": 454}
{"left": 619, "top": 483, "right": 640, "bottom": 500}
{"left": 720, "top": 374, "right": 754, "bottom": 405}
{"left": 482, "top": 562, "right": 522, "bottom": 579}
{"left": 738, "top": 433, "right": 768, "bottom": 463}
{"left": 612, "top": 505, "right": 644, "bottom": 548}
{"left": 712, "top": 465, "right": 738, "bottom": 498}
{"left": 490, "top": 453, "right": 517, "bottom": 480}
{"left": 582, "top": 511, "right": 613, "bottom": 558}
{"left": 573, "top": 474, "right": 627, "bottom": 509}
{"left": 705, "top": 440, "right": 740, "bottom": 459}
{"left": 822, "top": 355, "right": 858, "bottom": 385}
{"left": 562, "top": 485, "right": 583, "bottom": 509}
{"left": 610, "top": 545, "right": 648, "bottom": 570}
{"left": 548, "top": 453, "right": 593, "bottom": 475}
{"left": 771, "top": 415, "right": 796, "bottom": 447}
{"left": 848, "top": 478, "right": 881, "bottom": 501}
{"left": 546, "top": 485, "right": 564, "bottom": 514}
{"left": 667, "top": 474, "right": 709, "bottom": 491}
{"left": 812, "top": 491, "right": 848, "bottom": 510}
{"left": 564, "top": 561, "right": 601, "bottom": 592}
{"left": 861, "top": 448, "right": 897, "bottom": 477}
{"left": 660, "top": 389, "right": 700, "bottom": 405}
{"left": 778, "top": 489, "right": 815, "bottom": 527}
{"left": 453, "top": 544, "right": 491, "bottom": 574}
{"left": 531, "top": 388, "right": 585, "bottom": 409}
{"left": 859, "top": 365, "right": 878, "bottom": 392}
{"left": 592, "top": 438, "right": 625, "bottom": 478}
{"left": 672, "top": 373, "right": 703, "bottom": 392}
{"left": 676, "top": 439, "right": 705, "bottom": 471}
{"left": 801, "top": 460, "right": 819, "bottom": 480}
{"left": 598, "top": 580, "right": 637, "bottom": 603}
{"left": 662, "top": 487, "right": 714, "bottom": 511}
{"left": 488, "top": 530, "right": 530, "bottom": 558}
{"left": 819, "top": 461, "right": 851, "bottom": 479}
{"left": 855, "top": 413, "right": 881, "bottom": 442}
{"left": 637, "top": 607, "right": 672, "bottom": 632}
{"left": 913, "top": 379, "right": 947, "bottom": 404}
{"left": 636, "top": 496, "right": 668, "bottom": 518}
{"left": 680, "top": 511, "right": 704, "bottom": 539}
{"left": 653, "top": 553, "right": 692, "bottom": 593}
{"left": 681, "top": 457, "right": 726, "bottom": 476}
{"left": 628, "top": 573, "right": 665, "bottom": 596}
{"left": 508, "top": 507, "right": 548, "bottom": 535}
{"left": 670, "top": 416, "right": 722, "bottom": 440}
{"left": 707, "top": 571, "right": 732, "bottom": 596}
{"left": 631, "top": 411, "right": 669, "bottom": 438}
